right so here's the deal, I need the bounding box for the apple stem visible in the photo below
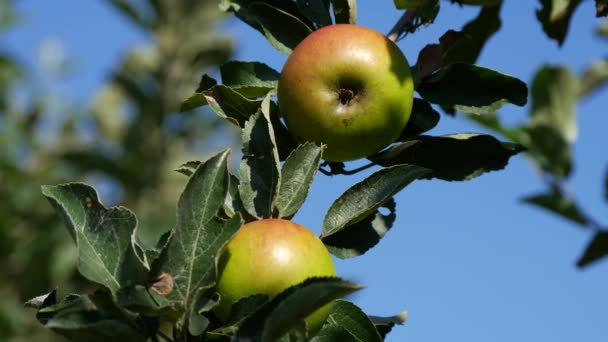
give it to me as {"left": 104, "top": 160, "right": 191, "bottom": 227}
{"left": 338, "top": 88, "right": 355, "bottom": 105}
{"left": 387, "top": 11, "right": 418, "bottom": 42}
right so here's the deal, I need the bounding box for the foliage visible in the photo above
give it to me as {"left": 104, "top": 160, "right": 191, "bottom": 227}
{"left": 1, "top": 0, "right": 232, "bottom": 340}
{"left": 2, "top": 0, "right": 605, "bottom": 340}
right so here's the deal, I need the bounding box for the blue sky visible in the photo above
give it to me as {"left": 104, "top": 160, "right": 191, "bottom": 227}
{"left": 4, "top": 1, "right": 608, "bottom": 341}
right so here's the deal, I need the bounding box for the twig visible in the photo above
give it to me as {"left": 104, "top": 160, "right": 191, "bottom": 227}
{"left": 387, "top": 11, "right": 418, "bottom": 42}
{"left": 319, "top": 161, "right": 376, "bottom": 176}
{"left": 157, "top": 331, "right": 174, "bottom": 342}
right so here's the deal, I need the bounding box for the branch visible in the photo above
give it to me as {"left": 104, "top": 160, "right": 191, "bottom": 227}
{"left": 387, "top": 11, "right": 418, "bottom": 42}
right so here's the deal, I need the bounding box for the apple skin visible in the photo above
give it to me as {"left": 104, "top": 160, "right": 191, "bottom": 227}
{"left": 278, "top": 24, "right": 414, "bottom": 162}
{"left": 215, "top": 219, "right": 337, "bottom": 334}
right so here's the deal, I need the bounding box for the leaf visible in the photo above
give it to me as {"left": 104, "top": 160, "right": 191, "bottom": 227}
{"left": 323, "top": 199, "right": 396, "bottom": 259}
{"left": 536, "top": 0, "right": 583, "bottom": 46}
{"left": 597, "top": 0, "right": 608, "bottom": 16}
{"left": 35, "top": 293, "right": 148, "bottom": 342}
{"left": 443, "top": 3, "right": 502, "bottom": 65}
{"left": 331, "top": 0, "right": 357, "bottom": 24}
{"left": 523, "top": 191, "right": 589, "bottom": 226}
{"left": 25, "top": 289, "right": 57, "bottom": 310}
{"left": 322, "top": 165, "right": 429, "bottom": 237}
{"left": 235, "top": 277, "right": 363, "bottom": 342}
{"left": 225, "top": 294, "right": 270, "bottom": 326}
{"left": 220, "top": 61, "right": 280, "bottom": 98}
{"left": 181, "top": 79, "right": 262, "bottom": 127}
{"left": 530, "top": 65, "right": 578, "bottom": 142}
{"left": 525, "top": 125, "right": 572, "bottom": 178}
{"left": 368, "top": 311, "right": 408, "bottom": 339}
{"left": 275, "top": 143, "right": 324, "bottom": 218}
{"left": 297, "top": 0, "right": 332, "bottom": 27}
{"left": 156, "top": 149, "right": 244, "bottom": 321}
{"left": 577, "top": 232, "right": 608, "bottom": 267}
{"left": 579, "top": 59, "right": 608, "bottom": 98}
{"left": 527, "top": 65, "right": 578, "bottom": 177}
{"left": 238, "top": 98, "right": 281, "bottom": 219}
{"left": 394, "top": 0, "right": 433, "bottom": 10}
{"left": 323, "top": 300, "right": 382, "bottom": 342}
{"left": 417, "top": 63, "right": 528, "bottom": 114}
{"left": 175, "top": 160, "right": 202, "bottom": 177}
{"left": 370, "top": 134, "right": 524, "bottom": 181}
{"left": 248, "top": 2, "right": 313, "bottom": 55}
{"left": 399, "top": 98, "right": 440, "bottom": 139}
{"left": 115, "top": 285, "right": 170, "bottom": 315}
{"left": 311, "top": 324, "right": 357, "bottom": 342}
{"left": 41, "top": 183, "right": 147, "bottom": 294}
{"left": 220, "top": 0, "right": 315, "bottom": 37}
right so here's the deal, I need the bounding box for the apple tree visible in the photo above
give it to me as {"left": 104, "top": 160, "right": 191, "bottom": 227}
{"left": 24, "top": 0, "right": 608, "bottom": 341}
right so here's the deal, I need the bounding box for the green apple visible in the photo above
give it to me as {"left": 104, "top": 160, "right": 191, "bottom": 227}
{"left": 278, "top": 24, "right": 414, "bottom": 162}
{"left": 215, "top": 219, "right": 337, "bottom": 334}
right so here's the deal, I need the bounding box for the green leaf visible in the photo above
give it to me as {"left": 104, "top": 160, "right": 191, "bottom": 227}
{"left": 580, "top": 59, "right": 608, "bottom": 98}
{"left": 311, "top": 324, "right": 357, "bottom": 342}
{"left": 115, "top": 285, "right": 170, "bottom": 315}
{"left": 41, "top": 183, "right": 147, "bottom": 294}
{"left": 536, "top": 0, "right": 583, "bottom": 45}
{"left": 181, "top": 80, "right": 262, "bottom": 127}
{"left": 323, "top": 300, "right": 382, "bottom": 342}
{"left": 368, "top": 311, "right": 408, "bottom": 339}
{"left": 220, "top": 61, "right": 280, "bottom": 98}
{"left": 523, "top": 191, "right": 589, "bottom": 226}
{"left": 525, "top": 125, "right": 572, "bottom": 178}
{"left": 417, "top": 63, "right": 528, "bottom": 114}
{"left": 443, "top": 3, "right": 502, "bottom": 65}
{"left": 175, "top": 160, "right": 202, "bottom": 177}
{"left": 399, "top": 98, "right": 440, "bottom": 139}
{"left": 275, "top": 143, "right": 324, "bottom": 218}
{"left": 235, "top": 277, "right": 362, "bottom": 342}
{"left": 220, "top": 0, "right": 315, "bottom": 37}
{"left": 156, "top": 149, "right": 244, "bottom": 321}
{"left": 25, "top": 289, "right": 57, "bottom": 311}
{"left": 323, "top": 199, "right": 396, "bottom": 259}
{"left": 322, "top": 165, "right": 429, "bottom": 237}
{"left": 248, "top": 2, "right": 313, "bottom": 55}
{"left": 331, "top": 0, "right": 357, "bottom": 24}
{"left": 36, "top": 293, "right": 147, "bottom": 342}
{"left": 597, "top": 0, "right": 608, "bottom": 16}
{"left": 297, "top": 0, "right": 332, "bottom": 27}
{"left": 225, "top": 294, "right": 270, "bottom": 326}
{"left": 530, "top": 65, "right": 578, "bottom": 142}
{"left": 224, "top": 174, "right": 245, "bottom": 219}
{"left": 527, "top": 65, "right": 578, "bottom": 177}
{"left": 370, "top": 134, "right": 524, "bottom": 181}
{"left": 577, "top": 232, "right": 608, "bottom": 268}
{"left": 239, "top": 97, "right": 281, "bottom": 219}
{"left": 394, "top": 0, "right": 433, "bottom": 10}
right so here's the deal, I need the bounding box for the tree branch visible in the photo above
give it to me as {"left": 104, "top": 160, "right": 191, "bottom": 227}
{"left": 387, "top": 11, "right": 418, "bottom": 42}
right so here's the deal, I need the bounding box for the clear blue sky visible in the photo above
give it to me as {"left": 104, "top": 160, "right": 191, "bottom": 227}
{"left": 4, "top": 1, "right": 608, "bottom": 341}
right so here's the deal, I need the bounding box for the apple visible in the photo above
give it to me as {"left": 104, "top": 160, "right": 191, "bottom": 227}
{"left": 278, "top": 24, "right": 414, "bottom": 161}
{"left": 215, "top": 219, "right": 337, "bottom": 334}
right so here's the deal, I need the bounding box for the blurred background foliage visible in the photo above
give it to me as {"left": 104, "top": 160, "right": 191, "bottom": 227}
{"left": 0, "top": 0, "right": 235, "bottom": 340}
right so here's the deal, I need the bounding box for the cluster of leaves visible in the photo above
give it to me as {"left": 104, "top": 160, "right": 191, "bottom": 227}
{"left": 22, "top": 0, "right": 608, "bottom": 340}
{"left": 25, "top": 0, "right": 536, "bottom": 341}
{"left": 24, "top": 145, "right": 410, "bottom": 341}
{"left": 397, "top": 0, "right": 608, "bottom": 267}
{"left": 395, "top": 0, "right": 608, "bottom": 267}
{"left": 1, "top": 0, "right": 233, "bottom": 340}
